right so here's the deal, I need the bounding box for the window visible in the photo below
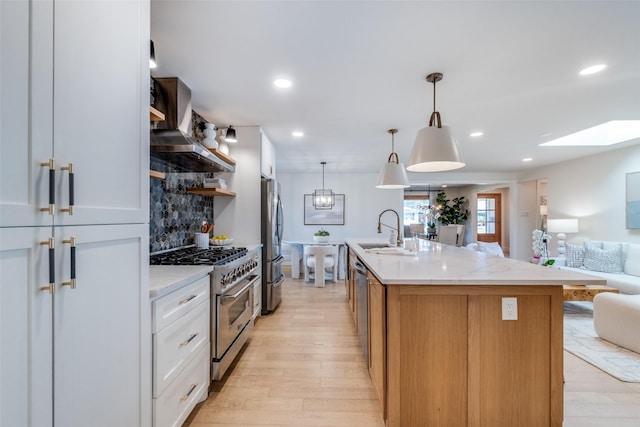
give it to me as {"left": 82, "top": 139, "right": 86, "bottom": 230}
{"left": 477, "top": 196, "right": 496, "bottom": 235}
{"left": 403, "top": 196, "right": 430, "bottom": 226}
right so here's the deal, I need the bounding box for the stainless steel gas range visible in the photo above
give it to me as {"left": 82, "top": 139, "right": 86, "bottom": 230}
{"left": 150, "top": 246, "right": 261, "bottom": 380}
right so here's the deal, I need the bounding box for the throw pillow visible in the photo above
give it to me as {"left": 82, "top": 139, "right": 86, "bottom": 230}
{"left": 625, "top": 244, "right": 640, "bottom": 276}
{"left": 477, "top": 241, "right": 505, "bottom": 257}
{"left": 582, "top": 243, "right": 624, "bottom": 273}
{"left": 565, "top": 243, "right": 585, "bottom": 268}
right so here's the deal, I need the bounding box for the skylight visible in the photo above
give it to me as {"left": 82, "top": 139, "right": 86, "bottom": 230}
{"left": 539, "top": 121, "right": 640, "bottom": 147}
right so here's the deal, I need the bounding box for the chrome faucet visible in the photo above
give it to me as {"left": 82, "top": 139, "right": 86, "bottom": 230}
{"left": 377, "top": 209, "right": 403, "bottom": 246}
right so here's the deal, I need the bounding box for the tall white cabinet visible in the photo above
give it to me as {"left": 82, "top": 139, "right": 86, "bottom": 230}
{"left": 0, "top": 1, "right": 150, "bottom": 426}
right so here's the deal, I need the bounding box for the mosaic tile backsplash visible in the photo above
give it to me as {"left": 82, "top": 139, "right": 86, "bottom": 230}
{"left": 149, "top": 109, "right": 215, "bottom": 253}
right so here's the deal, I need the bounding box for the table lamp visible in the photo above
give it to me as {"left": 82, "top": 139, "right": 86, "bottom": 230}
{"left": 547, "top": 219, "right": 579, "bottom": 256}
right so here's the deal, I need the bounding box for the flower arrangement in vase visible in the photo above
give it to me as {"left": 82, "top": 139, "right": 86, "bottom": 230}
{"left": 313, "top": 229, "right": 330, "bottom": 243}
{"left": 532, "top": 229, "right": 554, "bottom": 266}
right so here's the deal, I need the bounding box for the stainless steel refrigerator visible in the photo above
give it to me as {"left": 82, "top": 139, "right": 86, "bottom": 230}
{"left": 261, "top": 178, "right": 284, "bottom": 314}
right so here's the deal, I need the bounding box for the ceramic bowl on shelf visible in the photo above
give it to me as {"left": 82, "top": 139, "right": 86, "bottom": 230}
{"left": 313, "top": 235, "right": 330, "bottom": 243}
{"left": 210, "top": 238, "right": 233, "bottom": 246}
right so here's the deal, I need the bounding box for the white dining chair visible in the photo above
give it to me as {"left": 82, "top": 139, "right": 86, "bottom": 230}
{"left": 438, "top": 225, "right": 465, "bottom": 246}
{"left": 304, "top": 245, "right": 338, "bottom": 287}
{"left": 282, "top": 242, "right": 302, "bottom": 279}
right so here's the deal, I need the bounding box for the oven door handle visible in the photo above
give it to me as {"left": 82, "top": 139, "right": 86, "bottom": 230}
{"left": 222, "top": 276, "right": 259, "bottom": 303}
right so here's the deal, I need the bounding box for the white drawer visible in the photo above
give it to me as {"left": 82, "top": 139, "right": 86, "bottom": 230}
{"left": 153, "top": 346, "right": 209, "bottom": 427}
{"left": 152, "top": 276, "right": 209, "bottom": 333}
{"left": 153, "top": 299, "right": 210, "bottom": 397}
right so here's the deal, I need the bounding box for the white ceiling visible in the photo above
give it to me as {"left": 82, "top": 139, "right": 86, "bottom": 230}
{"left": 150, "top": 0, "right": 640, "bottom": 185}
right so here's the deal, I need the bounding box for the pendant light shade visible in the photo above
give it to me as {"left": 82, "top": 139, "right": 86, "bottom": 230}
{"left": 313, "top": 162, "right": 335, "bottom": 210}
{"left": 225, "top": 126, "right": 237, "bottom": 143}
{"left": 149, "top": 40, "right": 157, "bottom": 69}
{"left": 407, "top": 72, "right": 465, "bottom": 172}
{"left": 377, "top": 129, "right": 410, "bottom": 189}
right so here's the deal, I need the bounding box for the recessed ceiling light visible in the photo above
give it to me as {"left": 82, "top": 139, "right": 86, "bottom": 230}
{"left": 273, "top": 78, "right": 292, "bottom": 88}
{"left": 539, "top": 120, "right": 640, "bottom": 147}
{"left": 522, "top": 158, "right": 533, "bottom": 162}
{"left": 540, "top": 132, "right": 552, "bottom": 138}
{"left": 470, "top": 131, "right": 483, "bottom": 137}
{"left": 292, "top": 131, "right": 304, "bottom": 137}
{"left": 441, "top": 184, "right": 448, "bottom": 188}
{"left": 579, "top": 64, "right": 607, "bottom": 76}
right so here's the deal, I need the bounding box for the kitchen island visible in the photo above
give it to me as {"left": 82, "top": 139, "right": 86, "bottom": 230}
{"left": 346, "top": 239, "right": 605, "bottom": 427}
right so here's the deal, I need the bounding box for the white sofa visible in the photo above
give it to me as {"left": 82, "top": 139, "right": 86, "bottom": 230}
{"left": 556, "top": 241, "right": 640, "bottom": 294}
{"left": 559, "top": 240, "right": 640, "bottom": 353}
{"left": 594, "top": 293, "right": 640, "bottom": 353}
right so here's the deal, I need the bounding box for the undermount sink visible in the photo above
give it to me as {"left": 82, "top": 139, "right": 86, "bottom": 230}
{"left": 358, "top": 243, "right": 392, "bottom": 249}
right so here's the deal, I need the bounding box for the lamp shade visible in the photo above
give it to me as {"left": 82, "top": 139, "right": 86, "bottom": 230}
{"left": 547, "top": 218, "right": 579, "bottom": 233}
{"left": 407, "top": 125, "right": 465, "bottom": 172}
{"left": 149, "top": 40, "right": 157, "bottom": 69}
{"left": 225, "top": 127, "right": 237, "bottom": 143}
{"left": 376, "top": 161, "right": 409, "bottom": 188}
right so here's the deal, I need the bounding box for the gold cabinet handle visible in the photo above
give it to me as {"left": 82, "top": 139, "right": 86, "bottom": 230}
{"left": 60, "top": 163, "right": 74, "bottom": 215}
{"left": 40, "top": 159, "right": 55, "bottom": 215}
{"left": 61, "top": 237, "right": 77, "bottom": 289}
{"left": 179, "top": 384, "right": 198, "bottom": 401}
{"left": 180, "top": 333, "right": 198, "bottom": 347}
{"left": 39, "top": 237, "right": 55, "bottom": 294}
{"left": 179, "top": 294, "right": 197, "bottom": 305}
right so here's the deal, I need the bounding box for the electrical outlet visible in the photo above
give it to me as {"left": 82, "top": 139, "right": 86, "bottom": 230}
{"left": 502, "top": 297, "right": 518, "bottom": 320}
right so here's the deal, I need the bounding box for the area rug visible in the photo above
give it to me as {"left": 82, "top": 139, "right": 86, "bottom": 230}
{"left": 564, "top": 301, "right": 640, "bottom": 382}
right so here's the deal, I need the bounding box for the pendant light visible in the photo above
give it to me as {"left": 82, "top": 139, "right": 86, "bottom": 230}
{"left": 313, "top": 162, "right": 335, "bottom": 210}
{"left": 225, "top": 126, "right": 237, "bottom": 143}
{"left": 407, "top": 72, "right": 465, "bottom": 172}
{"left": 376, "top": 129, "right": 410, "bottom": 189}
{"left": 149, "top": 40, "right": 157, "bottom": 69}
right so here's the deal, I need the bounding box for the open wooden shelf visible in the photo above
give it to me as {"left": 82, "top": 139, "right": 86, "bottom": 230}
{"left": 204, "top": 148, "right": 236, "bottom": 166}
{"left": 150, "top": 106, "right": 165, "bottom": 122}
{"left": 187, "top": 187, "right": 236, "bottom": 197}
{"left": 149, "top": 169, "right": 165, "bottom": 179}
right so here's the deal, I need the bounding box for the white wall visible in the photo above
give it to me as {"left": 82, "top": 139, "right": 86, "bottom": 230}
{"left": 519, "top": 144, "right": 640, "bottom": 254}
{"left": 214, "top": 126, "right": 262, "bottom": 245}
{"left": 278, "top": 172, "right": 404, "bottom": 242}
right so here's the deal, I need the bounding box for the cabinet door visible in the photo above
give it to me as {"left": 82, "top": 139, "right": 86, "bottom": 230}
{"left": 53, "top": 1, "right": 149, "bottom": 226}
{"left": 0, "top": 227, "right": 53, "bottom": 427}
{"left": 53, "top": 224, "right": 150, "bottom": 427}
{"left": 0, "top": 0, "right": 54, "bottom": 227}
{"left": 368, "top": 276, "right": 386, "bottom": 419}
{"left": 260, "top": 131, "right": 276, "bottom": 178}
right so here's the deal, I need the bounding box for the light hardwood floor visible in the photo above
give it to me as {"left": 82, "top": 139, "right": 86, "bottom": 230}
{"left": 185, "top": 276, "right": 640, "bottom": 426}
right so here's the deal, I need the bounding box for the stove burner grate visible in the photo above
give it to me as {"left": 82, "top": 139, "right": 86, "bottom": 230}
{"left": 150, "top": 247, "right": 248, "bottom": 266}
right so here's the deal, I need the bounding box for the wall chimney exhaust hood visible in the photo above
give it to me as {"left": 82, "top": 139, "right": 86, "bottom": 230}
{"left": 151, "top": 77, "right": 235, "bottom": 173}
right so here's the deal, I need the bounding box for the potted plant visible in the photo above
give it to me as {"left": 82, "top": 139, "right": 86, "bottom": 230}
{"left": 426, "top": 221, "right": 437, "bottom": 234}
{"left": 313, "top": 229, "right": 330, "bottom": 243}
{"left": 435, "top": 191, "right": 469, "bottom": 225}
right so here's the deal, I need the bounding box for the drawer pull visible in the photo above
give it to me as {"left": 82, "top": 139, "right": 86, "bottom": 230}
{"left": 60, "top": 163, "right": 74, "bottom": 215}
{"left": 61, "top": 236, "right": 77, "bottom": 289}
{"left": 39, "top": 238, "right": 55, "bottom": 294}
{"left": 179, "top": 294, "right": 197, "bottom": 305}
{"left": 40, "top": 159, "right": 55, "bottom": 215}
{"left": 180, "top": 383, "right": 198, "bottom": 401}
{"left": 180, "top": 333, "right": 198, "bottom": 347}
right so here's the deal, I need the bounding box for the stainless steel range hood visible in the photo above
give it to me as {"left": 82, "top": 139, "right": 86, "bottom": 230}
{"left": 151, "top": 77, "right": 234, "bottom": 173}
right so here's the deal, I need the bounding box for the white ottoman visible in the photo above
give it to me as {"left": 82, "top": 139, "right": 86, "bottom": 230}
{"left": 593, "top": 293, "right": 640, "bottom": 353}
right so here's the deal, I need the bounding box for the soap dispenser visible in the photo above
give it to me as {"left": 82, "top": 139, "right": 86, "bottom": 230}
{"left": 389, "top": 230, "right": 397, "bottom": 247}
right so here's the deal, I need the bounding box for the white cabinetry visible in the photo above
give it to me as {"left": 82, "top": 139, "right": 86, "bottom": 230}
{"left": 260, "top": 130, "right": 276, "bottom": 179}
{"left": 0, "top": 1, "right": 150, "bottom": 426}
{"left": 152, "top": 276, "right": 210, "bottom": 427}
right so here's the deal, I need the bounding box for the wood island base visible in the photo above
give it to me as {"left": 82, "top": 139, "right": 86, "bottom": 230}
{"left": 369, "top": 276, "right": 564, "bottom": 427}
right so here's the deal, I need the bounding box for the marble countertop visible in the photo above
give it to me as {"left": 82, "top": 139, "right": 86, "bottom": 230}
{"left": 149, "top": 265, "right": 213, "bottom": 299}
{"left": 346, "top": 238, "right": 606, "bottom": 286}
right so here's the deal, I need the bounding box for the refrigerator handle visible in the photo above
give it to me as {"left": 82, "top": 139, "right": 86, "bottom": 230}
{"left": 276, "top": 195, "right": 284, "bottom": 243}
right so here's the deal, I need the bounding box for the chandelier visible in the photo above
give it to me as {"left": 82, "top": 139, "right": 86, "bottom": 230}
{"left": 313, "top": 161, "right": 335, "bottom": 210}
